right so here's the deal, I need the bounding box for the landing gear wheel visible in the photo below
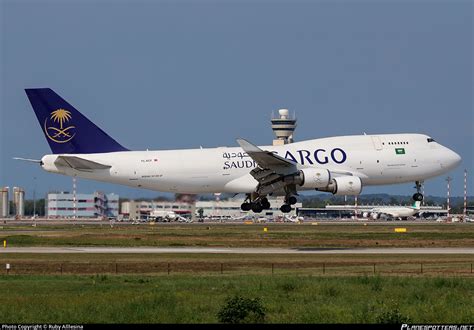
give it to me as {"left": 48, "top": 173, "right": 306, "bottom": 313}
{"left": 241, "top": 203, "right": 252, "bottom": 211}
{"left": 251, "top": 203, "right": 263, "bottom": 213}
{"left": 412, "top": 193, "right": 423, "bottom": 202}
{"left": 288, "top": 196, "right": 297, "bottom": 205}
{"left": 261, "top": 197, "right": 271, "bottom": 210}
{"left": 280, "top": 204, "right": 292, "bottom": 213}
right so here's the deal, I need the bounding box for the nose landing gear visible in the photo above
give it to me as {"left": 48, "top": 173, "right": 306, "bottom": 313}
{"left": 413, "top": 181, "right": 424, "bottom": 201}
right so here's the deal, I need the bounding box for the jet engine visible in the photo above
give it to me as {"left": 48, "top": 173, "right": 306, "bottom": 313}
{"left": 296, "top": 168, "right": 331, "bottom": 189}
{"left": 316, "top": 176, "right": 362, "bottom": 195}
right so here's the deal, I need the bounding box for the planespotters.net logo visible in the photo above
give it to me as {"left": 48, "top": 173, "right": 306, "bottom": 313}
{"left": 401, "top": 325, "right": 474, "bottom": 330}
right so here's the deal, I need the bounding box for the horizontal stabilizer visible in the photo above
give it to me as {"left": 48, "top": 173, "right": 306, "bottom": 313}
{"left": 55, "top": 156, "right": 111, "bottom": 171}
{"left": 13, "top": 157, "right": 42, "bottom": 164}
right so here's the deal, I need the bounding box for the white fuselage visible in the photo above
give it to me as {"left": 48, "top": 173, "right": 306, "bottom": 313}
{"left": 370, "top": 206, "right": 419, "bottom": 218}
{"left": 40, "top": 133, "right": 461, "bottom": 195}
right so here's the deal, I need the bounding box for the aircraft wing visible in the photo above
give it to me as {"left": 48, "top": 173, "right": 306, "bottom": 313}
{"left": 237, "top": 138, "right": 298, "bottom": 196}
{"left": 237, "top": 138, "right": 360, "bottom": 197}
{"left": 55, "top": 156, "right": 111, "bottom": 172}
{"left": 236, "top": 138, "right": 296, "bottom": 168}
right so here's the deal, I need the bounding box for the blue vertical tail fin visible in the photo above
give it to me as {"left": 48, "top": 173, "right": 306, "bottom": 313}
{"left": 25, "top": 88, "right": 128, "bottom": 154}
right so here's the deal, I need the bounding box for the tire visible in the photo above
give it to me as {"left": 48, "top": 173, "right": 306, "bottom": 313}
{"left": 280, "top": 204, "right": 292, "bottom": 213}
{"left": 262, "top": 201, "right": 271, "bottom": 209}
{"left": 412, "top": 193, "right": 423, "bottom": 201}
{"left": 241, "top": 203, "right": 252, "bottom": 211}
{"left": 252, "top": 203, "right": 263, "bottom": 213}
{"left": 288, "top": 196, "right": 297, "bottom": 205}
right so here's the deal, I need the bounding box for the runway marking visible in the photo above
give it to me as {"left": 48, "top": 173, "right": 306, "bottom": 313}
{"left": 1, "top": 247, "right": 473, "bottom": 254}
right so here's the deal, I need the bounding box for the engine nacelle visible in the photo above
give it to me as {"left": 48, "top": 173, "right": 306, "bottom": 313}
{"left": 331, "top": 176, "right": 362, "bottom": 195}
{"left": 297, "top": 168, "right": 331, "bottom": 189}
{"left": 316, "top": 175, "right": 362, "bottom": 195}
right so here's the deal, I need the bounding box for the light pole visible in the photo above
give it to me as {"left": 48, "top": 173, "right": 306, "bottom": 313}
{"left": 446, "top": 176, "right": 452, "bottom": 220}
{"left": 73, "top": 175, "right": 77, "bottom": 220}
{"left": 464, "top": 169, "right": 467, "bottom": 220}
{"left": 421, "top": 183, "right": 425, "bottom": 206}
{"left": 33, "top": 177, "right": 37, "bottom": 218}
{"left": 354, "top": 195, "right": 358, "bottom": 220}
{"left": 214, "top": 193, "right": 221, "bottom": 222}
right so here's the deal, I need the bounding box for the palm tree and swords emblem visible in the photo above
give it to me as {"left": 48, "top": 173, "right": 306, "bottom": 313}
{"left": 43, "top": 108, "right": 76, "bottom": 143}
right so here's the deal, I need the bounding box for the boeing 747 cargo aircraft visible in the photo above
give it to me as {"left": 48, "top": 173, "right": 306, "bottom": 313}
{"left": 17, "top": 88, "right": 461, "bottom": 213}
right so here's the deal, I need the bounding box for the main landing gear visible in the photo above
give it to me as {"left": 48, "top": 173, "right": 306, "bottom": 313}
{"left": 241, "top": 195, "right": 298, "bottom": 214}
{"left": 280, "top": 195, "right": 297, "bottom": 213}
{"left": 412, "top": 181, "right": 424, "bottom": 201}
{"left": 241, "top": 196, "right": 271, "bottom": 213}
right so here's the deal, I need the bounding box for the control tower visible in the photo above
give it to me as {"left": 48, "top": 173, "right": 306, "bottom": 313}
{"left": 271, "top": 109, "right": 297, "bottom": 146}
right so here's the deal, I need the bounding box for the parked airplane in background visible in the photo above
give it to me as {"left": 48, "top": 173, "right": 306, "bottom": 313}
{"left": 149, "top": 210, "right": 191, "bottom": 223}
{"left": 363, "top": 201, "right": 421, "bottom": 220}
{"left": 17, "top": 89, "right": 462, "bottom": 213}
{"left": 284, "top": 215, "right": 305, "bottom": 223}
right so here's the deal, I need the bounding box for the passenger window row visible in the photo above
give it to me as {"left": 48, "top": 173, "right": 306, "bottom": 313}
{"left": 382, "top": 141, "right": 409, "bottom": 145}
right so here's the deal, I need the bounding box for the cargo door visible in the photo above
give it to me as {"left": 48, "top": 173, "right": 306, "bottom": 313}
{"left": 371, "top": 136, "right": 383, "bottom": 151}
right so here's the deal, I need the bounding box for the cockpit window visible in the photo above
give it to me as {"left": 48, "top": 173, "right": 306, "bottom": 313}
{"left": 427, "top": 138, "right": 435, "bottom": 143}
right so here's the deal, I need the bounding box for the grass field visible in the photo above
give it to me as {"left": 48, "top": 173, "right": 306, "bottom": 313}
{"left": 1, "top": 223, "right": 472, "bottom": 324}
{"left": 0, "top": 274, "right": 472, "bottom": 323}
{"left": 1, "top": 223, "right": 474, "bottom": 248}
{"left": 1, "top": 253, "right": 473, "bottom": 276}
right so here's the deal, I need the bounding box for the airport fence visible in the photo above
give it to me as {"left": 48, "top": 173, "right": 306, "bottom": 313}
{"left": 2, "top": 261, "right": 473, "bottom": 276}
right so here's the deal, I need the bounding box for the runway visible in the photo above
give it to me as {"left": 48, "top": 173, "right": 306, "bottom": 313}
{"left": 1, "top": 247, "right": 473, "bottom": 254}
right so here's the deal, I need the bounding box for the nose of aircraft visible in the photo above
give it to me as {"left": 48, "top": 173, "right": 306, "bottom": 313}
{"left": 445, "top": 148, "right": 462, "bottom": 170}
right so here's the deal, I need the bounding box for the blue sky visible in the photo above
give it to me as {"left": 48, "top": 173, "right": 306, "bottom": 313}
{"left": 1, "top": 0, "right": 472, "bottom": 200}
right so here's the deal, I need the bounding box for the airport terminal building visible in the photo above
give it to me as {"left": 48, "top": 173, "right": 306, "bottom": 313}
{"left": 196, "top": 196, "right": 302, "bottom": 219}
{"left": 47, "top": 191, "right": 119, "bottom": 219}
{"left": 120, "top": 196, "right": 302, "bottom": 221}
{"left": 121, "top": 200, "right": 193, "bottom": 220}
